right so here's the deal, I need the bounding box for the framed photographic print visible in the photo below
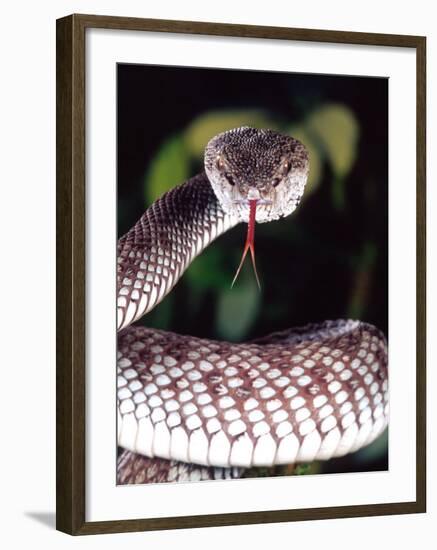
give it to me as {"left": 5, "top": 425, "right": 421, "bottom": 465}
{"left": 56, "top": 14, "right": 426, "bottom": 535}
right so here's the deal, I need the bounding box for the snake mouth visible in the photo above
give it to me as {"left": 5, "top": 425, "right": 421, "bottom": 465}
{"left": 233, "top": 198, "right": 273, "bottom": 205}
{"left": 231, "top": 199, "right": 261, "bottom": 289}
{"left": 232, "top": 197, "right": 273, "bottom": 224}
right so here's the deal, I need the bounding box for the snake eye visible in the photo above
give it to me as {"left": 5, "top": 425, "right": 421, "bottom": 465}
{"left": 216, "top": 156, "right": 225, "bottom": 172}
{"left": 272, "top": 160, "right": 291, "bottom": 186}
{"left": 282, "top": 160, "right": 291, "bottom": 174}
{"left": 272, "top": 177, "right": 281, "bottom": 187}
{"left": 225, "top": 172, "right": 236, "bottom": 186}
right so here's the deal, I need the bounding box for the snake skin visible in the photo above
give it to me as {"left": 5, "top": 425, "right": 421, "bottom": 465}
{"left": 116, "top": 161, "right": 388, "bottom": 483}
{"left": 117, "top": 173, "right": 238, "bottom": 331}
{"left": 118, "top": 320, "right": 388, "bottom": 470}
{"left": 117, "top": 449, "right": 242, "bottom": 485}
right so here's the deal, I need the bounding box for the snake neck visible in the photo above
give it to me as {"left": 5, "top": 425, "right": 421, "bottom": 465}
{"left": 117, "top": 172, "right": 239, "bottom": 330}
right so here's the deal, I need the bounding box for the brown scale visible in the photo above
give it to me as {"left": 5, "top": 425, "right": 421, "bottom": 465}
{"left": 117, "top": 321, "right": 388, "bottom": 469}
{"left": 117, "top": 449, "right": 242, "bottom": 484}
{"left": 117, "top": 173, "right": 236, "bottom": 329}
{"left": 116, "top": 129, "right": 388, "bottom": 482}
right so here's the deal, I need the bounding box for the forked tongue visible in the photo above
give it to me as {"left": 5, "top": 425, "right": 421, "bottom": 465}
{"left": 231, "top": 199, "right": 261, "bottom": 289}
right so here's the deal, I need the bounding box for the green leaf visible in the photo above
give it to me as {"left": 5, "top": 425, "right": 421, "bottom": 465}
{"left": 184, "top": 110, "right": 275, "bottom": 158}
{"left": 347, "top": 242, "right": 377, "bottom": 319}
{"left": 215, "top": 275, "right": 261, "bottom": 341}
{"left": 184, "top": 246, "right": 230, "bottom": 291}
{"left": 294, "top": 463, "right": 312, "bottom": 475}
{"left": 144, "top": 135, "right": 190, "bottom": 205}
{"left": 306, "top": 103, "right": 359, "bottom": 179}
{"left": 287, "top": 126, "right": 323, "bottom": 197}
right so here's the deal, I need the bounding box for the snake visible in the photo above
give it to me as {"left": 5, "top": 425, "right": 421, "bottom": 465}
{"left": 116, "top": 126, "right": 388, "bottom": 484}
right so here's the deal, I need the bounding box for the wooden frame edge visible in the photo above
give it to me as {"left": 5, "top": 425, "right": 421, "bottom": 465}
{"left": 75, "top": 501, "right": 420, "bottom": 536}
{"left": 415, "top": 36, "right": 427, "bottom": 514}
{"left": 72, "top": 12, "right": 425, "bottom": 46}
{"left": 56, "top": 14, "right": 86, "bottom": 534}
{"left": 56, "top": 13, "right": 427, "bottom": 535}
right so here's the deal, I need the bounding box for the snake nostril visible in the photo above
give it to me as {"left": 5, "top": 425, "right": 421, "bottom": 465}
{"left": 247, "top": 188, "right": 260, "bottom": 200}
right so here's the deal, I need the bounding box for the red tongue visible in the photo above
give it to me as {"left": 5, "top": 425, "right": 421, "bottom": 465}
{"left": 231, "top": 199, "right": 261, "bottom": 289}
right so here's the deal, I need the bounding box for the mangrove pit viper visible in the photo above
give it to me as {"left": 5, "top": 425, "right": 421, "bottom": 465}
{"left": 117, "top": 127, "right": 388, "bottom": 484}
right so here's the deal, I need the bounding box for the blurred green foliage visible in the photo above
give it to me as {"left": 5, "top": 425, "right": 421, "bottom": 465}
{"left": 138, "top": 103, "right": 387, "bottom": 477}
{"left": 146, "top": 135, "right": 191, "bottom": 204}
{"left": 185, "top": 110, "right": 274, "bottom": 157}
{"left": 144, "top": 103, "right": 363, "bottom": 344}
{"left": 145, "top": 103, "right": 360, "bottom": 206}
{"left": 216, "top": 274, "right": 261, "bottom": 341}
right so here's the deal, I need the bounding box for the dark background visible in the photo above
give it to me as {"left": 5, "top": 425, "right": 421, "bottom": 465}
{"left": 117, "top": 63, "right": 388, "bottom": 477}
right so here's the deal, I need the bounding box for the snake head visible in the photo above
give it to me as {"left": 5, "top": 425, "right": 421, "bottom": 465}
{"left": 204, "top": 126, "right": 309, "bottom": 224}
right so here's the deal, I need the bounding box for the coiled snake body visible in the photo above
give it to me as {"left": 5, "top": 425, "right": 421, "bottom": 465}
{"left": 117, "top": 128, "right": 388, "bottom": 484}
